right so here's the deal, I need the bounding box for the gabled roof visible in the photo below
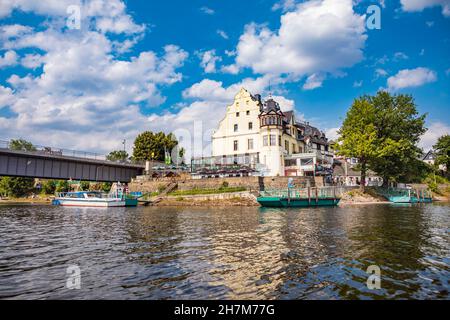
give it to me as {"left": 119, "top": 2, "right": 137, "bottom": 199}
{"left": 283, "top": 111, "right": 294, "bottom": 123}
{"left": 422, "top": 150, "right": 435, "bottom": 161}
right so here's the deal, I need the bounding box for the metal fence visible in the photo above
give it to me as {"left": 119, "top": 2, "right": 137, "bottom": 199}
{"left": 261, "top": 186, "right": 357, "bottom": 198}
{"left": 0, "top": 139, "right": 143, "bottom": 166}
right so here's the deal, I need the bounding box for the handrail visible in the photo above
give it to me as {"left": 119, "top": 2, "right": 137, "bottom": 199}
{"left": 0, "top": 139, "right": 145, "bottom": 166}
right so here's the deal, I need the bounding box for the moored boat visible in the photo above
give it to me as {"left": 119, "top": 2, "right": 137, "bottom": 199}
{"left": 52, "top": 184, "right": 139, "bottom": 207}
{"left": 52, "top": 191, "right": 126, "bottom": 207}
{"left": 377, "top": 187, "right": 433, "bottom": 203}
{"left": 257, "top": 187, "right": 341, "bottom": 208}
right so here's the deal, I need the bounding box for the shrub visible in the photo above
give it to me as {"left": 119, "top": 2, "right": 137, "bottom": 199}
{"left": 101, "top": 182, "right": 112, "bottom": 192}
{"left": 79, "top": 181, "right": 90, "bottom": 191}
{"left": 0, "top": 177, "right": 35, "bottom": 197}
{"left": 41, "top": 180, "right": 58, "bottom": 194}
{"left": 55, "top": 180, "right": 69, "bottom": 193}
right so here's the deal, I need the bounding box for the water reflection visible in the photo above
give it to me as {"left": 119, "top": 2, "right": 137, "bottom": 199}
{"left": 0, "top": 203, "right": 448, "bottom": 299}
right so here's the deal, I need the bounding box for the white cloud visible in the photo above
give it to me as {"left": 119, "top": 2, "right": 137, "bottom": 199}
{"left": 217, "top": 30, "right": 229, "bottom": 39}
{"left": 0, "top": 85, "right": 15, "bottom": 108}
{"left": 387, "top": 67, "right": 437, "bottom": 91}
{"left": 353, "top": 80, "right": 363, "bottom": 87}
{"left": 267, "top": 95, "right": 295, "bottom": 112}
{"left": 302, "top": 73, "right": 324, "bottom": 90}
{"left": 0, "top": 50, "right": 18, "bottom": 68}
{"left": 225, "top": 50, "right": 236, "bottom": 57}
{"left": 419, "top": 122, "right": 450, "bottom": 151}
{"left": 426, "top": 21, "right": 435, "bottom": 27}
{"left": 182, "top": 75, "right": 280, "bottom": 102}
{"left": 0, "top": 0, "right": 146, "bottom": 34}
{"left": 20, "top": 53, "right": 43, "bottom": 69}
{"left": 233, "top": 0, "right": 367, "bottom": 81}
{"left": 0, "top": 2, "right": 188, "bottom": 153}
{"left": 394, "top": 52, "right": 409, "bottom": 61}
{"left": 400, "top": 0, "right": 450, "bottom": 17}
{"left": 151, "top": 75, "right": 289, "bottom": 158}
{"left": 221, "top": 64, "right": 240, "bottom": 74}
{"left": 200, "top": 6, "right": 215, "bottom": 15}
{"left": 198, "top": 50, "right": 222, "bottom": 73}
{"left": 272, "top": 0, "right": 297, "bottom": 12}
{"left": 0, "top": 24, "right": 33, "bottom": 40}
{"left": 375, "top": 68, "right": 388, "bottom": 79}
{"left": 325, "top": 127, "right": 340, "bottom": 141}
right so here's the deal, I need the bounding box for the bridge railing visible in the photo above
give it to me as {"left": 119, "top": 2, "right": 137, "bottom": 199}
{"left": 0, "top": 139, "right": 144, "bottom": 166}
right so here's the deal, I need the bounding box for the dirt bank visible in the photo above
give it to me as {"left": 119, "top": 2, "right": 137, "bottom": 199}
{"left": 155, "top": 196, "right": 259, "bottom": 207}
{"left": 338, "top": 189, "right": 389, "bottom": 206}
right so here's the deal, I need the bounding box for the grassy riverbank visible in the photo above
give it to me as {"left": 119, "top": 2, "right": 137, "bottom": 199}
{"left": 168, "top": 186, "right": 246, "bottom": 196}
{"left": 0, "top": 195, "right": 51, "bottom": 204}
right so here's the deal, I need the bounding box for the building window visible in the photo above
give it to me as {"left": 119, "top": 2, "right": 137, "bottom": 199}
{"left": 292, "top": 143, "right": 296, "bottom": 154}
{"left": 236, "top": 112, "right": 240, "bottom": 117}
{"left": 248, "top": 139, "right": 254, "bottom": 150}
{"left": 263, "top": 135, "right": 268, "bottom": 146}
{"left": 233, "top": 140, "right": 238, "bottom": 151}
{"left": 246, "top": 110, "right": 250, "bottom": 115}
{"left": 234, "top": 124, "right": 238, "bottom": 132}
{"left": 279, "top": 136, "right": 282, "bottom": 146}
{"left": 285, "top": 140, "right": 289, "bottom": 153}
{"left": 270, "top": 134, "right": 276, "bottom": 146}
{"left": 248, "top": 122, "right": 253, "bottom": 130}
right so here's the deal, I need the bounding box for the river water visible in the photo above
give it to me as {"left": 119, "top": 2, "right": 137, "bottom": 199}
{"left": 0, "top": 203, "right": 449, "bottom": 300}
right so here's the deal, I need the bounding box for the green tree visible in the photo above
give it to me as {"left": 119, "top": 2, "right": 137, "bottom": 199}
{"left": 80, "top": 181, "right": 90, "bottom": 191}
{"left": 55, "top": 180, "right": 69, "bottom": 193}
{"left": 0, "top": 139, "right": 36, "bottom": 198}
{"left": 433, "top": 134, "right": 450, "bottom": 174}
{"left": 338, "top": 98, "right": 380, "bottom": 192}
{"left": 106, "top": 150, "right": 129, "bottom": 162}
{"left": 338, "top": 91, "right": 427, "bottom": 191}
{"left": 101, "top": 182, "right": 112, "bottom": 192}
{"left": 132, "top": 131, "right": 178, "bottom": 162}
{"left": 9, "top": 138, "right": 36, "bottom": 151}
{"left": 41, "top": 180, "right": 58, "bottom": 194}
{"left": 0, "top": 177, "right": 35, "bottom": 197}
{"left": 368, "top": 92, "right": 427, "bottom": 185}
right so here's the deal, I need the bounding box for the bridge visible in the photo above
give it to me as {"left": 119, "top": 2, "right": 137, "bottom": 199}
{"left": 0, "top": 140, "right": 144, "bottom": 182}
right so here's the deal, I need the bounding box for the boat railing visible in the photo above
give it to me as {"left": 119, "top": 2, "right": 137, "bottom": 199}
{"left": 374, "top": 187, "right": 433, "bottom": 200}
{"left": 260, "top": 186, "right": 341, "bottom": 199}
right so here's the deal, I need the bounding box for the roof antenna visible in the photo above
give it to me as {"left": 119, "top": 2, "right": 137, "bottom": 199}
{"left": 268, "top": 80, "right": 272, "bottom": 98}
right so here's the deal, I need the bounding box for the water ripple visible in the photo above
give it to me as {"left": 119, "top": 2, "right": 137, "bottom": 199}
{"left": 0, "top": 203, "right": 449, "bottom": 299}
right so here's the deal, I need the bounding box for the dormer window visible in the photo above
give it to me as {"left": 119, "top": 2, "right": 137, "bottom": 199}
{"left": 246, "top": 110, "right": 250, "bottom": 115}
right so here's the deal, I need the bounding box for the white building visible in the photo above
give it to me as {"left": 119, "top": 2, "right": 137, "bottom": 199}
{"left": 193, "top": 88, "right": 333, "bottom": 177}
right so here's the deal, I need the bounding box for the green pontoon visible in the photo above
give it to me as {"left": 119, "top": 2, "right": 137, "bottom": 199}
{"left": 257, "top": 187, "right": 341, "bottom": 208}
{"left": 375, "top": 187, "right": 433, "bottom": 203}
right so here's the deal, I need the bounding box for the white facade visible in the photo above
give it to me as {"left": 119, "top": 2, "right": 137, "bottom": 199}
{"left": 211, "top": 88, "right": 333, "bottom": 177}
{"left": 212, "top": 88, "right": 261, "bottom": 158}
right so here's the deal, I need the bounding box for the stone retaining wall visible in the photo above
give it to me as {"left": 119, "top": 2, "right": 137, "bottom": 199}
{"left": 129, "top": 176, "right": 315, "bottom": 193}
{"left": 165, "top": 191, "right": 255, "bottom": 201}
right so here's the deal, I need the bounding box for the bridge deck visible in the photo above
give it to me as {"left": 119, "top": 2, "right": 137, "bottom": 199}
{"left": 0, "top": 148, "right": 144, "bottom": 182}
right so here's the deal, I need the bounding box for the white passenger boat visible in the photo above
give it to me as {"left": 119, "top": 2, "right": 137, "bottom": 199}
{"left": 52, "top": 191, "right": 125, "bottom": 207}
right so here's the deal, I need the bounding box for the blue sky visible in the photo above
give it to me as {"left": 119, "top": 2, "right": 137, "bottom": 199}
{"left": 0, "top": 0, "right": 449, "bottom": 157}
